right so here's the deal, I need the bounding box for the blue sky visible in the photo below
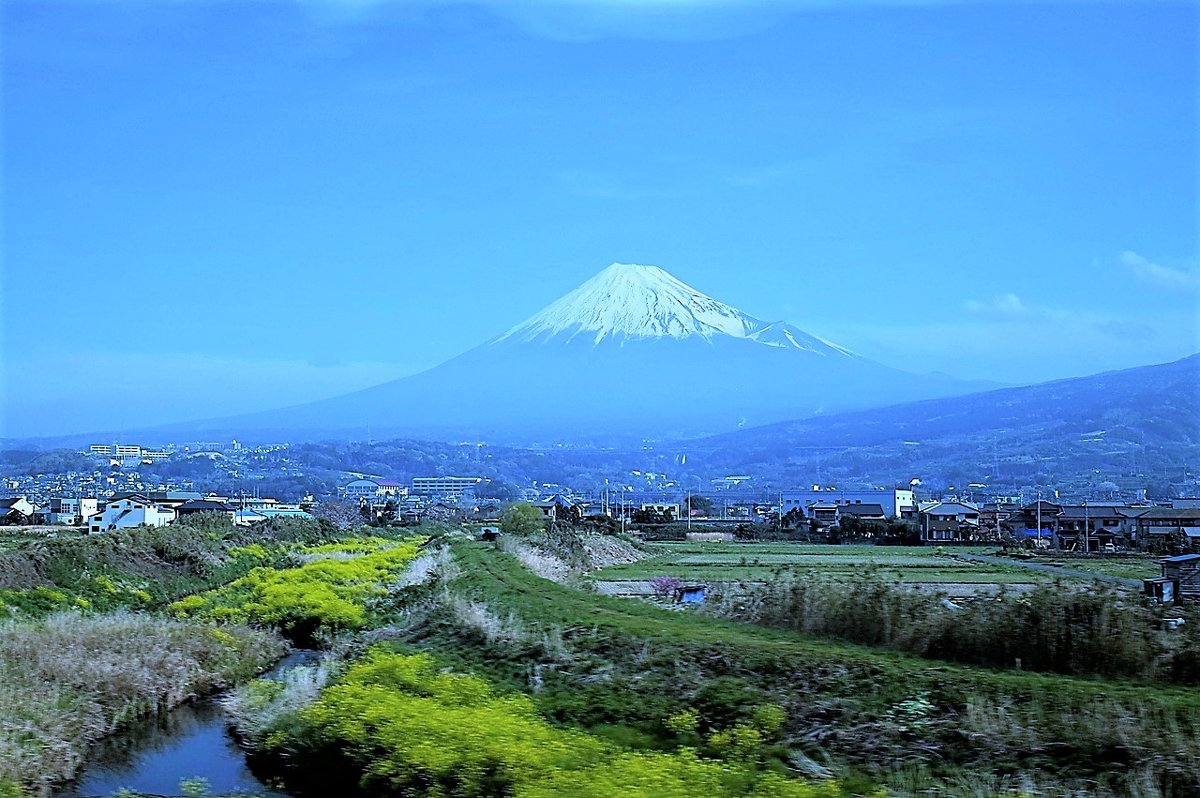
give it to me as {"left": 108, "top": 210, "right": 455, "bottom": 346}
{"left": 2, "top": 0, "right": 1197, "bottom": 438}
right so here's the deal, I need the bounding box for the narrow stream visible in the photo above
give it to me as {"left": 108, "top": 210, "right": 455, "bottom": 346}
{"left": 53, "top": 650, "right": 319, "bottom": 798}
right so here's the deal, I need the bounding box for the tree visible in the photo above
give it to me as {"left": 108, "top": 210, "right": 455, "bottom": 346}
{"left": 687, "top": 495, "right": 715, "bottom": 517}
{"left": 500, "top": 502, "right": 546, "bottom": 536}
{"left": 311, "top": 501, "right": 364, "bottom": 530}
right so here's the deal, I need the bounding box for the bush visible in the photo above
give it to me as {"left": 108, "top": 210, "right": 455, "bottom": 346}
{"left": 501, "top": 504, "right": 547, "bottom": 536}
{"left": 257, "top": 649, "right": 847, "bottom": 798}
{"left": 169, "top": 537, "right": 424, "bottom": 643}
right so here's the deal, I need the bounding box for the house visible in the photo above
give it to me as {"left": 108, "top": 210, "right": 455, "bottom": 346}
{"left": 534, "top": 494, "right": 583, "bottom": 521}
{"left": 39, "top": 497, "right": 98, "bottom": 525}
{"left": 919, "top": 501, "right": 981, "bottom": 542}
{"left": 0, "top": 497, "right": 35, "bottom": 524}
{"left": 89, "top": 495, "right": 175, "bottom": 533}
{"left": 1132, "top": 508, "right": 1200, "bottom": 550}
{"left": 805, "top": 501, "right": 840, "bottom": 525}
{"left": 1159, "top": 554, "right": 1200, "bottom": 598}
{"left": 1014, "top": 500, "right": 1064, "bottom": 541}
{"left": 837, "top": 503, "right": 887, "bottom": 523}
{"left": 1053, "top": 505, "right": 1127, "bottom": 552}
{"left": 424, "top": 502, "right": 461, "bottom": 522}
{"left": 175, "top": 499, "right": 236, "bottom": 519}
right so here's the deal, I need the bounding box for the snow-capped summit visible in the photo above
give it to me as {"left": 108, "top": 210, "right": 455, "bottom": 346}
{"left": 497, "top": 263, "right": 753, "bottom": 344}
{"left": 496, "top": 262, "right": 855, "bottom": 357}
{"left": 159, "top": 261, "right": 979, "bottom": 443}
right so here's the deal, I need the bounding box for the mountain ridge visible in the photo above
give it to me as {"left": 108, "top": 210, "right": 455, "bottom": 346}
{"left": 679, "top": 353, "right": 1200, "bottom": 492}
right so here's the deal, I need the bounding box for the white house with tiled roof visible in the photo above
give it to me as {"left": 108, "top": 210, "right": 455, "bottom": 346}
{"left": 88, "top": 494, "right": 175, "bottom": 533}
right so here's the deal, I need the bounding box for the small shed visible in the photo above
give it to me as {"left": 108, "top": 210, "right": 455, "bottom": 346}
{"left": 1161, "top": 554, "right": 1200, "bottom": 598}
{"left": 1143, "top": 577, "right": 1178, "bottom": 604}
{"left": 673, "top": 584, "right": 707, "bottom": 604}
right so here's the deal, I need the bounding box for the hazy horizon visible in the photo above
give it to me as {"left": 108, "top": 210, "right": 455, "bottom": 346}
{"left": 3, "top": 1, "right": 1197, "bottom": 438}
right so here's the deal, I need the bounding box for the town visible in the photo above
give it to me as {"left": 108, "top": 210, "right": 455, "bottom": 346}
{"left": 3, "top": 441, "right": 1198, "bottom": 557}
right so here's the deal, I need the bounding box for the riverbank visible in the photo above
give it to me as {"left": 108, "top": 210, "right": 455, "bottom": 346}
{"left": 0, "top": 612, "right": 284, "bottom": 797}
{"left": 0, "top": 518, "right": 425, "bottom": 797}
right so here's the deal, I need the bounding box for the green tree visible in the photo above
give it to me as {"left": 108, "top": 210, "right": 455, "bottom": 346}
{"left": 501, "top": 502, "right": 546, "bottom": 536}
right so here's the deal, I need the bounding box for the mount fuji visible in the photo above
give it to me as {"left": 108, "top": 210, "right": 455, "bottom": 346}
{"left": 158, "top": 263, "right": 984, "bottom": 443}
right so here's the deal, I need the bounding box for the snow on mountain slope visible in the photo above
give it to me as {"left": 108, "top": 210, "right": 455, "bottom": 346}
{"left": 495, "top": 262, "right": 855, "bottom": 357}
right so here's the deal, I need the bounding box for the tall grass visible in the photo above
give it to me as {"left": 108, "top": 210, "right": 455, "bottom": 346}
{"left": 0, "top": 611, "right": 284, "bottom": 796}
{"left": 709, "top": 570, "right": 1199, "bottom": 683}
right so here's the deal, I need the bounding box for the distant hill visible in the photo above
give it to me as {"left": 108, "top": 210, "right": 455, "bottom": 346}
{"left": 682, "top": 354, "right": 1200, "bottom": 494}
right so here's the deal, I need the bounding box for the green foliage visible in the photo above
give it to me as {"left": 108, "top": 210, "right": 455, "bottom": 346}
{"left": 169, "top": 537, "right": 424, "bottom": 641}
{"left": 265, "top": 649, "right": 845, "bottom": 798}
{"left": 501, "top": 503, "right": 547, "bottom": 536}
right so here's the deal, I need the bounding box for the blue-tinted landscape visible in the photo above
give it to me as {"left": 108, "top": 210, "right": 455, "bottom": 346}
{"left": 2, "top": 2, "right": 1197, "bottom": 797}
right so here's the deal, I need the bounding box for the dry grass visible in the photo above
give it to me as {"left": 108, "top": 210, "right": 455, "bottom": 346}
{"left": 0, "top": 611, "right": 285, "bottom": 796}
{"left": 499, "top": 531, "right": 649, "bottom": 584}
{"left": 502, "top": 539, "right": 574, "bottom": 583}
{"left": 392, "top": 545, "right": 458, "bottom": 588}
{"left": 580, "top": 535, "right": 649, "bottom": 570}
{"left": 223, "top": 657, "right": 338, "bottom": 746}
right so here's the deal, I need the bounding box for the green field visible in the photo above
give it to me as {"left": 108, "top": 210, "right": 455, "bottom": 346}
{"left": 1039, "top": 556, "right": 1161, "bottom": 581}
{"left": 592, "top": 542, "right": 1048, "bottom": 585}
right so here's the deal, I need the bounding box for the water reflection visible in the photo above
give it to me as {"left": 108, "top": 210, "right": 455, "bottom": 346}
{"left": 53, "top": 651, "right": 318, "bottom": 798}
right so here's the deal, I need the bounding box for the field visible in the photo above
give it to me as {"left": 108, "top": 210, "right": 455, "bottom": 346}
{"left": 591, "top": 543, "right": 1058, "bottom": 594}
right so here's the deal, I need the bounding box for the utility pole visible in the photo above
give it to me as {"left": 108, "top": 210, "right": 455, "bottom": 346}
{"left": 1036, "top": 492, "right": 1042, "bottom": 546}
{"left": 1083, "top": 499, "right": 1089, "bottom": 554}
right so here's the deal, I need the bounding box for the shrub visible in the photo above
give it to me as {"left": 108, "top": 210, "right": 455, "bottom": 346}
{"left": 501, "top": 504, "right": 547, "bottom": 536}
{"left": 257, "top": 649, "right": 847, "bottom": 798}
{"left": 169, "top": 537, "right": 424, "bottom": 642}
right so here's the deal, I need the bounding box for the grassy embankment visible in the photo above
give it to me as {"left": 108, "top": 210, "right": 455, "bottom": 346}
{"left": 0, "top": 518, "right": 427, "bottom": 797}
{"left": 218, "top": 534, "right": 1200, "bottom": 797}
{"left": 232, "top": 647, "right": 853, "bottom": 798}
{"left": 216, "top": 534, "right": 860, "bottom": 797}
{"left": 438, "top": 542, "right": 1200, "bottom": 796}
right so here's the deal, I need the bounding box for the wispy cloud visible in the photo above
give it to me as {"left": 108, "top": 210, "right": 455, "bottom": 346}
{"left": 963, "top": 293, "right": 1041, "bottom": 320}
{"left": 1118, "top": 250, "right": 1198, "bottom": 291}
